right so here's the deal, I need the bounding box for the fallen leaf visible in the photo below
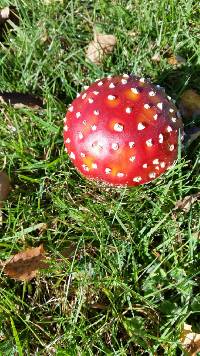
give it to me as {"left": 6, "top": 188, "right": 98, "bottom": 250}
{"left": 0, "top": 92, "right": 43, "bottom": 109}
{"left": 89, "top": 303, "right": 107, "bottom": 310}
{"left": 0, "top": 171, "right": 10, "bottom": 225}
{"left": 40, "top": 28, "right": 50, "bottom": 44}
{"left": 3, "top": 245, "right": 49, "bottom": 281}
{"left": 174, "top": 192, "right": 200, "bottom": 213}
{"left": 168, "top": 54, "right": 186, "bottom": 66}
{"left": 86, "top": 31, "right": 117, "bottom": 65}
{"left": 180, "top": 323, "right": 200, "bottom": 355}
{"left": 0, "top": 172, "right": 10, "bottom": 206}
{"left": 0, "top": 6, "right": 19, "bottom": 42}
{"left": 0, "top": 7, "right": 10, "bottom": 23}
{"left": 179, "top": 89, "right": 200, "bottom": 120}
{"left": 151, "top": 53, "right": 161, "bottom": 62}
{"left": 0, "top": 333, "right": 6, "bottom": 341}
{"left": 127, "top": 30, "right": 138, "bottom": 37}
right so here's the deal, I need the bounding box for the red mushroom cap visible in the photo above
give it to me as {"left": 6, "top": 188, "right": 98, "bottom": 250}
{"left": 64, "top": 75, "right": 184, "bottom": 187}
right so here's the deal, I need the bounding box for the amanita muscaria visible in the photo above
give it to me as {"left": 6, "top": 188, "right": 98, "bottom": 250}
{"left": 64, "top": 74, "right": 184, "bottom": 187}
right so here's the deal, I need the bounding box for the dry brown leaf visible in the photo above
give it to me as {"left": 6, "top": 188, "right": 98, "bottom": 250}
{"left": 174, "top": 192, "right": 200, "bottom": 213}
{"left": 179, "top": 89, "right": 200, "bottom": 120}
{"left": 86, "top": 31, "right": 117, "bottom": 65}
{"left": 180, "top": 323, "right": 200, "bottom": 355}
{"left": 0, "top": 171, "right": 10, "bottom": 225}
{"left": 168, "top": 54, "right": 186, "bottom": 66}
{"left": 3, "top": 245, "right": 49, "bottom": 281}
{"left": 0, "top": 172, "right": 10, "bottom": 206}
{"left": 90, "top": 303, "right": 107, "bottom": 310}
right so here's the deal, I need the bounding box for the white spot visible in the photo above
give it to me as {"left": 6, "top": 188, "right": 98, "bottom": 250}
{"left": 169, "top": 144, "right": 174, "bottom": 151}
{"left": 171, "top": 117, "right": 177, "bottom": 123}
{"left": 80, "top": 152, "right": 85, "bottom": 157}
{"left": 94, "top": 110, "right": 99, "bottom": 116}
{"left": 125, "top": 107, "right": 132, "bottom": 114}
{"left": 88, "top": 98, "right": 94, "bottom": 104}
{"left": 64, "top": 147, "right": 68, "bottom": 153}
{"left": 69, "top": 152, "right": 75, "bottom": 160}
{"left": 149, "top": 91, "right": 156, "bottom": 96}
{"left": 105, "top": 168, "right": 111, "bottom": 174}
{"left": 114, "top": 123, "right": 124, "bottom": 132}
{"left": 76, "top": 93, "right": 80, "bottom": 98}
{"left": 129, "top": 156, "right": 136, "bottom": 162}
{"left": 63, "top": 117, "right": 67, "bottom": 123}
{"left": 137, "top": 123, "right": 146, "bottom": 130}
{"left": 111, "top": 143, "right": 119, "bottom": 150}
{"left": 82, "top": 164, "right": 89, "bottom": 171}
{"left": 82, "top": 93, "right": 87, "bottom": 99}
{"left": 149, "top": 172, "right": 156, "bottom": 179}
{"left": 93, "top": 91, "right": 99, "bottom": 95}
{"left": 156, "top": 85, "right": 161, "bottom": 88}
{"left": 78, "top": 132, "right": 84, "bottom": 139}
{"left": 160, "top": 162, "right": 165, "bottom": 168}
{"left": 153, "top": 114, "right": 158, "bottom": 120}
{"left": 159, "top": 134, "right": 164, "bottom": 143}
{"left": 155, "top": 166, "right": 160, "bottom": 170}
{"left": 76, "top": 112, "right": 81, "bottom": 118}
{"left": 157, "top": 102, "right": 163, "bottom": 110}
{"left": 153, "top": 158, "right": 159, "bottom": 165}
{"left": 109, "top": 82, "right": 115, "bottom": 88}
{"left": 68, "top": 105, "right": 73, "bottom": 112}
{"left": 133, "top": 176, "right": 142, "bottom": 182}
{"left": 131, "top": 87, "right": 139, "bottom": 94}
{"left": 129, "top": 142, "right": 135, "bottom": 148}
{"left": 65, "top": 138, "right": 71, "bottom": 144}
{"left": 144, "top": 103, "right": 151, "bottom": 109}
{"left": 169, "top": 108, "right": 174, "bottom": 113}
{"left": 108, "top": 95, "right": 116, "bottom": 100}
{"left": 83, "top": 120, "right": 87, "bottom": 125}
{"left": 117, "top": 172, "right": 124, "bottom": 177}
{"left": 92, "top": 163, "right": 97, "bottom": 169}
{"left": 142, "top": 163, "right": 148, "bottom": 168}
{"left": 123, "top": 74, "right": 129, "bottom": 78}
{"left": 167, "top": 95, "right": 171, "bottom": 100}
{"left": 97, "top": 81, "right": 103, "bottom": 86}
{"left": 83, "top": 85, "right": 89, "bottom": 90}
{"left": 91, "top": 125, "right": 97, "bottom": 131}
{"left": 107, "top": 75, "right": 112, "bottom": 79}
{"left": 121, "top": 79, "right": 127, "bottom": 84}
{"left": 146, "top": 139, "right": 153, "bottom": 147}
{"left": 166, "top": 125, "right": 173, "bottom": 132}
{"left": 64, "top": 125, "right": 68, "bottom": 131}
{"left": 139, "top": 77, "right": 145, "bottom": 83}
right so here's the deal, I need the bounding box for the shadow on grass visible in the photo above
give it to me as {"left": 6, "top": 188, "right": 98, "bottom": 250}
{"left": 156, "top": 63, "right": 200, "bottom": 105}
{"left": 156, "top": 63, "right": 200, "bottom": 163}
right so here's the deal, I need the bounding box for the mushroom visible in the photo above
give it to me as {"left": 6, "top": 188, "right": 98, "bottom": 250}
{"left": 63, "top": 75, "right": 184, "bottom": 187}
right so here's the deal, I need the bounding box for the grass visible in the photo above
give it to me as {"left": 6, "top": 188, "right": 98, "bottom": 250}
{"left": 0, "top": 0, "right": 200, "bottom": 354}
